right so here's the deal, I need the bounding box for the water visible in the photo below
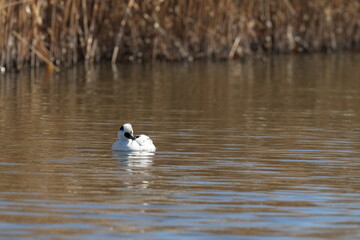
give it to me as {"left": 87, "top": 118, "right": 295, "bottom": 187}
{"left": 0, "top": 54, "right": 360, "bottom": 239}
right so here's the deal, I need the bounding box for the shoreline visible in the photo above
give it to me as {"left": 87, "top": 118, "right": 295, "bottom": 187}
{"left": 0, "top": 0, "right": 359, "bottom": 72}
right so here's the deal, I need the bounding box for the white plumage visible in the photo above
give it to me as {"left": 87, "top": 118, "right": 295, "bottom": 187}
{"left": 112, "top": 123, "right": 156, "bottom": 152}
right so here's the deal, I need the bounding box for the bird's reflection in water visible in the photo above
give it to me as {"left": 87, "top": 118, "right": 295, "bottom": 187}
{"left": 113, "top": 151, "right": 154, "bottom": 168}
{"left": 112, "top": 151, "right": 155, "bottom": 189}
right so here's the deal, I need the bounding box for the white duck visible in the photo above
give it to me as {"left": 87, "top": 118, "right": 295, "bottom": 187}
{"left": 112, "top": 123, "right": 156, "bottom": 152}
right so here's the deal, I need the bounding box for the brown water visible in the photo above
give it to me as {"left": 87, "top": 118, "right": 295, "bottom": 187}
{"left": 0, "top": 54, "right": 360, "bottom": 239}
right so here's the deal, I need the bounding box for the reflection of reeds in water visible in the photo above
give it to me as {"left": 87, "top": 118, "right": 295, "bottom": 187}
{"left": 0, "top": 0, "right": 359, "bottom": 71}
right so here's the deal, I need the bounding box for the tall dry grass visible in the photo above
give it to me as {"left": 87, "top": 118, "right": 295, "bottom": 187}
{"left": 0, "top": 0, "right": 359, "bottom": 71}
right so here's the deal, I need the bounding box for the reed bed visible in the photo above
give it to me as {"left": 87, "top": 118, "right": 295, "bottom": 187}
{"left": 0, "top": 0, "right": 359, "bottom": 71}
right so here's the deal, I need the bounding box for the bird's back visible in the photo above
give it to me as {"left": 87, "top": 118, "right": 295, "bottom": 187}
{"left": 135, "top": 135, "right": 156, "bottom": 151}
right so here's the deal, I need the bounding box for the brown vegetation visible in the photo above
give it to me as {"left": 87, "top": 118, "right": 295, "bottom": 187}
{"left": 0, "top": 0, "right": 359, "bottom": 71}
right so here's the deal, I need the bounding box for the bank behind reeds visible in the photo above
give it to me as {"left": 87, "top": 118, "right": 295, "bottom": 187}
{"left": 0, "top": 0, "right": 359, "bottom": 71}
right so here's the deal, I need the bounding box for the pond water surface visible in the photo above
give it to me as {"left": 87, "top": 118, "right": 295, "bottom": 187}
{"left": 0, "top": 54, "right": 360, "bottom": 239}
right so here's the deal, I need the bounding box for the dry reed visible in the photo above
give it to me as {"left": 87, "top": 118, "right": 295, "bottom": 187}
{"left": 0, "top": 0, "right": 359, "bottom": 72}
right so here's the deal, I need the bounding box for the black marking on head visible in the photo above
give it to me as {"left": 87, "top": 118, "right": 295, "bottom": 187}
{"left": 124, "top": 132, "right": 136, "bottom": 140}
{"left": 120, "top": 126, "right": 124, "bottom": 131}
{"left": 135, "top": 135, "right": 140, "bottom": 138}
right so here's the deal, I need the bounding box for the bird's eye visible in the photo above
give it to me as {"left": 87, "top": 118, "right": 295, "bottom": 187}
{"left": 120, "top": 126, "right": 124, "bottom": 131}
